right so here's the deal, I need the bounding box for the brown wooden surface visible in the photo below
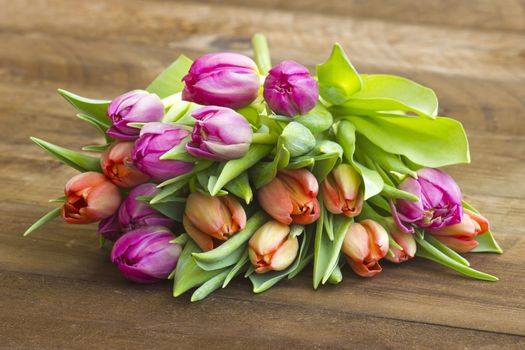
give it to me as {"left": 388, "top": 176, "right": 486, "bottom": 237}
{"left": 1, "top": 0, "right": 524, "bottom": 348}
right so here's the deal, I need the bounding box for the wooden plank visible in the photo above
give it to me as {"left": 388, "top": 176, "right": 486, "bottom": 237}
{"left": 195, "top": 0, "right": 525, "bottom": 32}
{"left": 0, "top": 0, "right": 524, "bottom": 83}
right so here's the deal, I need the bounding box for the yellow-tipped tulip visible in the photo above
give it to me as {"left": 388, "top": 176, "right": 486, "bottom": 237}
{"left": 183, "top": 192, "right": 246, "bottom": 251}
{"left": 321, "top": 163, "right": 363, "bottom": 217}
{"left": 248, "top": 220, "right": 299, "bottom": 273}
{"left": 342, "top": 219, "right": 389, "bottom": 277}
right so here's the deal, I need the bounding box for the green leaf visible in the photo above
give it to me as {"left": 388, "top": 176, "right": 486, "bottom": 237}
{"left": 280, "top": 122, "right": 316, "bottom": 157}
{"left": 252, "top": 33, "right": 272, "bottom": 75}
{"left": 223, "top": 250, "right": 249, "bottom": 288}
{"left": 425, "top": 234, "right": 470, "bottom": 266}
{"left": 23, "top": 207, "right": 61, "bottom": 236}
{"left": 316, "top": 43, "right": 362, "bottom": 105}
{"left": 332, "top": 74, "right": 438, "bottom": 118}
{"left": 149, "top": 197, "right": 186, "bottom": 222}
{"left": 252, "top": 144, "right": 290, "bottom": 189}
{"left": 173, "top": 240, "right": 226, "bottom": 297}
{"left": 212, "top": 144, "right": 273, "bottom": 195}
{"left": 224, "top": 172, "right": 253, "bottom": 204}
{"left": 192, "top": 212, "right": 268, "bottom": 264}
{"left": 322, "top": 215, "right": 352, "bottom": 284}
{"left": 31, "top": 137, "right": 101, "bottom": 172}
{"left": 313, "top": 202, "right": 330, "bottom": 289}
{"left": 190, "top": 269, "right": 230, "bottom": 302}
{"left": 345, "top": 115, "right": 470, "bottom": 167}
{"left": 293, "top": 103, "right": 334, "bottom": 134}
{"left": 194, "top": 245, "right": 246, "bottom": 271}
{"left": 462, "top": 201, "right": 503, "bottom": 253}
{"left": 327, "top": 264, "right": 343, "bottom": 285}
{"left": 381, "top": 184, "right": 420, "bottom": 202}
{"left": 160, "top": 136, "right": 195, "bottom": 162}
{"left": 76, "top": 113, "right": 110, "bottom": 139}
{"left": 146, "top": 55, "right": 193, "bottom": 98}
{"left": 158, "top": 160, "right": 213, "bottom": 188}
{"left": 57, "top": 89, "right": 110, "bottom": 126}
{"left": 336, "top": 121, "right": 384, "bottom": 199}
{"left": 170, "top": 233, "right": 189, "bottom": 245}
{"left": 415, "top": 234, "right": 498, "bottom": 281}
{"left": 81, "top": 144, "right": 111, "bottom": 153}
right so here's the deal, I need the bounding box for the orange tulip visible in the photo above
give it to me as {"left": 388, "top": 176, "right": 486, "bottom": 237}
{"left": 321, "top": 163, "right": 363, "bottom": 217}
{"left": 62, "top": 172, "right": 121, "bottom": 224}
{"left": 183, "top": 192, "right": 246, "bottom": 251}
{"left": 342, "top": 219, "right": 389, "bottom": 277}
{"left": 430, "top": 209, "right": 489, "bottom": 253}
{"left": 100, "top": 141, "right": 149, "bottom": 188}
{"left": 257, "top": 169, "right": 320, "bottom": 225}
{"left": 248, "top": 220, "right": 299, "bottom": 273}
{"left": 383, "top": 219, "right": 416, "bottom": 263}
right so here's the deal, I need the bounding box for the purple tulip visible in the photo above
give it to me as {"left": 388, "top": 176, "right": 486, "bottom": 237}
{"left": 391, "top": 168, "right": 463, "bottom": 233}
{"left": 186, "top": 106, "right": 253, "bottom": 161}
{"left": 263, "top": 60, "right": 318, "bottom": 117}
{"left": 119, "top": 183, "right": 175, "bottom": 232}
{"left": 107, "top": 90, "right": 165, "bottom": 140}
{"left": 132, "top": 123, "right": 193, "bottom": 181}
{"left": 111, "top": 226, "right": 182, "bottom": 283}
{"left": 182, "top": 53, "right": 260, "bottom": 109}
{"left": 97, "top": 212, "right": 123, "bottom": 241}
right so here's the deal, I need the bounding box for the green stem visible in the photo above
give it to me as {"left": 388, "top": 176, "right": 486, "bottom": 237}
{"left": 251, "top": 133, "right": 278, "bottom": 145}
{"left": 252, "top": 33, "right": 272, "bottom": 75}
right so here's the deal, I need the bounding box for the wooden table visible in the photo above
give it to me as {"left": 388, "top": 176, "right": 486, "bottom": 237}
{"left": 1, "top": 1, "right": 524, "bottom": 348}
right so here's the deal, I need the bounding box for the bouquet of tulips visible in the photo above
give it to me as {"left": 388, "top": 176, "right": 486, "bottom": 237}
{"left": 26, "top": 34, "right": 502, "bottom": 300}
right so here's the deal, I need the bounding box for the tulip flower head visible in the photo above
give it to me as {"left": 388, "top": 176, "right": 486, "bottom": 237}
{"left": 263, "top": 60, "right": 319, "bottom": 117}
{"left": 186, "top": 106, "right": 253, "bottom": 161}
{"left": 132, "top": 122, "right": 193, "bottom": 181}
{"left": 107, "top": 90, "right": 165, "bottom": 140}
{"left": 111, "top": 226, "right": 182, "bottom": 283}
{"left": 101, "top": 141, "right": 149, "bottom": 188}
{"left": 119, "top": 183, "right": 175, "bottom": 233}
{"left": 258, "top": 169, "right": 320, "bottom": 225}
{"left": 97, "top": 212, "right": 123, "bottom": 241}
{"left": 342, "top": 220, "right": 389, "bottom": 277}
{"left": 248, "top": 220, "right": 299, "bottom": 273}
{"left": 391, "top": 168, "right": 463, "bottom": 233}
{"left": 383, "top": 219, "right": 416, "bottom": 263}
{"left": 182, "top": 53, "right": 261, "bottom": 109}
{"left": 183, "top": 192, "right": 246, "bottom": 251}
{"left": 430, "top": 209, "right": 489, "bottom": 253}
{"left": 322, "top": 163, "right": 363, "bottom": 217}
{"left": 62, "top": 172, "right": 121, "bottom": 224}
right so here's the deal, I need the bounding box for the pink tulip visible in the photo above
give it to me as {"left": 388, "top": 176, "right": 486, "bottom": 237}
{"left": 430, "top": 209, "right": 489, "bottom": 253}
{"left": 321, "top": 164, "right": 363, "bottom": 217}
{"left": 100, "top": 141, "right": 149, "bottom": 188}
{"left": 342, "top": 220, "right": 389, "bottom": 277}
{"left": 248, "top": 220, "right": 299, "bottom": 273}
{"left": 183, "top": 192, "right": 246, "bottom": 251}
{"left": 61, "top": 172, "right": 121, "bottom": 224}
{"left": 257, "top": 169, "right": 320, "bottom": 225}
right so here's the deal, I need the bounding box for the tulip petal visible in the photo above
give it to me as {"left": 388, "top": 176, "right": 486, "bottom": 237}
{"left": 182, "top": 215, "right": 214, "bottom": 252}
{"left": 270, "top": 236, "right": 299, "bottom": 271}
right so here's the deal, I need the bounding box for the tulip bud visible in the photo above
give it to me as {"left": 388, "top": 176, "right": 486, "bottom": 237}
{"left": 263, "top": 60, "right": 319, "bottom": 117}
{"left": 182, "top": 53, "right": 261, "bottom": 109}
{"left": 248, "top": 220, "right": 299, "bottom": 273}
{"left": 257, "top": 169, "right": 320, "bottom": 225}
{"left": 430, "top": 209, "right": 489, "bottom": 253}
{"left": 97, "top": 212, "right": 122, "bottom": 241}
{"left": 100, "top": 141, "right": 149, "bottom": 188}
{"left": 183, "top": 192, "right": 246, "bottom": 251}
{"left": 61, "top": 172, "right": 121, "bottom": 224}
{"left": 321, "top": 164, "right": 363, "bottom": 217}
{"left": 119, "top": 183, "right": 175, "bottom": 233}
{"left": 107, "top": 90, "right": 165, "bottom": 140}
{"left": 342, "top": 220, "right": 389, "bottom": 277}
{"left": 111, "top": 226, "right": 182, "bottom": 283}
{"left": 186, "top": 106, "right": 253, "bottom": 161}
{"left": 392, "top": 168, "right": 463, "bottom": 233}
{"left": 132, "top": 122, "right": 193, "bottom": 181}
{"left": 383, "top": 219, "right": 416, "bottom": 263}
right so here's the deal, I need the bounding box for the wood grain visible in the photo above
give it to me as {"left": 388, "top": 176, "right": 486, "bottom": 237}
{"left": 0, "top": 0, "right": 524, "bottom": 348}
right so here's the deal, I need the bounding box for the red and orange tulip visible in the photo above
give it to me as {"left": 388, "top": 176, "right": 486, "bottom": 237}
{"left": 100, "top": 141, "right": 149, "bottom": 188}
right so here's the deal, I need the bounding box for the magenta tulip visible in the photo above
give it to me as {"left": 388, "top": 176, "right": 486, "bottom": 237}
{"left": 263, "top": 60, "right": 318, "bottom": 117}
{"left": 97, "top": 212, "right": 123, "bottom": 241}
{"left": 186, "top": 106, "right": 253, "bottom": 161}
{"left": 132, "top": 122, "right": 193, "bottom": 181}
{"left": 107, "top": 90, "right": 164, "bottom": 140}
{"left": 182, "top": 53, "right": 260, "bottom": 109}
{"left": 391, "top": 168, "right": 463, "bottom": 233}
{"left": 111, "top": 226, "right": 182, "bottom": 283}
